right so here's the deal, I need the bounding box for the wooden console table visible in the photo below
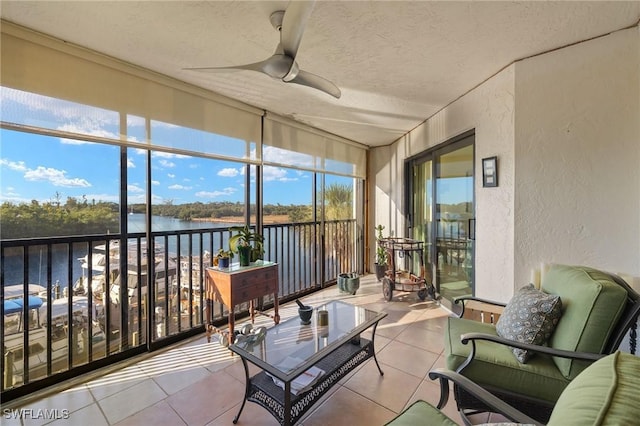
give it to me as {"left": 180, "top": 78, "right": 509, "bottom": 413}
{"left": 204, "top": 261, "right": 280, "bottom": 344}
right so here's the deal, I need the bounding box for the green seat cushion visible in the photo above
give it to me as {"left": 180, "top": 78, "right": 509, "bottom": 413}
{"left": 496, "top": 284, "right": 563, "bottom": 363}
{"left": 548, "top": 351, "right": 640, "bottom": 425}
{"left": 445, "top": 317, "right": 570, "bottom": 402}
{"left": 543, "top": 265, "right": 628, "bottom": 379}
{"left": 384, "top": 400, "right": 458, "bottom": 426}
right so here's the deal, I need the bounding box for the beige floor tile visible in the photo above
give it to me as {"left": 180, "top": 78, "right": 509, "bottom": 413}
{"left": 47, "top": 402, "right": 109, "bottom": 426}
{"left": 300, "top": 386, "right": 397, "bottom": 426}
{"left": 207, "top": 400, "right": 281, "bottom": 426}
{"left": 136, "top": 345, "right": 213, "bottom": 395}
{"left": 115, "top": 400, "right": 187, "bottom": 426}
{"left": 375, "top": 317, "right": 410, "bottom": 340}
{"left": 413, "top": 311, "right": 450, "bottom": 331}
{"left": 343, "top": 361, "right": 422, "bottom": 413}
{"left": 223, "top": 355, "right": 263, "bottom": 383}
{"left": 166, "top": 370, "right": 244, "bottom": 425}
{"left": 17, "top": 384, "right": 95, "bottom": 426}
{"left": 376, "top": 339, "right": 440, "bottom": 379}
{"left": 1, "top": 410, "right": 23, "bottom": 426}
{"left": 395, "top": 322, "right": 446, "bottom": 354}
{"left": 98, "top": 378, "right": 167, "bottom": 424}
{"left": 176, "top": 337, "right": 237, "bottom": 373}
{"left": 87, "top": 364, "right": 150, "bottom": 401}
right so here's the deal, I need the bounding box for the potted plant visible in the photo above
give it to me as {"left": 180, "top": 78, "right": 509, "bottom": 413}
{"left": 229, "top": 224, "right": 264, "bottom": 266}
{"left": 215, "top": 248, "right": 233, "bottom": 268}
{"left": 375, "top": 224, "right": 388, "bottom": 281}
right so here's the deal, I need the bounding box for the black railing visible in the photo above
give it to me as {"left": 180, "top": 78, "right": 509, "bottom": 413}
{"left": 1, "top": 219, "right": 359, "bottom": 401}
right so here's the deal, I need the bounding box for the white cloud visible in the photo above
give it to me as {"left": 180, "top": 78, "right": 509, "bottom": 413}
{"left": 2, "top": 87, "right": 119, "bottom": 127}
{"left": 263, "top": 166, "right": 298, "bottom": 182}
{"left": 127, "top": 194, "right": 147, "bottom": 204}
{"left": 0, "top": 187, "right": 21, "bottom": 201}
{"left": 127, "top": 115, "right": 146, "bottom": 127}
{"left": 0, "top": 159, "right": 28, "bottom": 172}
{"left": 24, "top": 166, "right": 91, "bottom": 188}
{"left": 152, "top": 151, "right": 189, "bottom": 159}
{"left": 218, "top": 168, "right": 240, "bottom": 177}
{"left": 159, "top": 159, "right": 176, "bottom": 168}
{"left": 127, "top": 184, "right": 144, "bottom": 193}
{"left": 263, "top": 146, "right": 314, "bottom": 168}
{"left": 195, "top": 187, "right": 237, "bottom": 198}
{"left": 127, "top": 157, "right": 136, "bottom": 168}
{"left": 168, "top": 184, "right": 192, "bottom": 190}
{"left": 152, "top": 180, "right": 160, "bottom": 185}
{"left": 57, "top": 119, "right": 119, "bottom": 145}
{"left": 167, "top": 173, "right": 175, "bottom": 178}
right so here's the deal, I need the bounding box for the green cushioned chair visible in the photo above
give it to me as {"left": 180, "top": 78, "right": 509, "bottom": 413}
{"left": 386, "top": 351, "right": 640, "bottom": 426}
{"left": 444, "top": 264, "right": 640, "bottom": 423}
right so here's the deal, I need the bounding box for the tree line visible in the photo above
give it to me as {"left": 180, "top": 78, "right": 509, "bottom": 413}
{"left": 0, "top": 183, "right": 353, "bottom": 239}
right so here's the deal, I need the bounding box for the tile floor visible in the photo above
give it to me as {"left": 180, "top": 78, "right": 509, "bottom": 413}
{"left": 3, "top": 275, "right": 503, "bottom": 426}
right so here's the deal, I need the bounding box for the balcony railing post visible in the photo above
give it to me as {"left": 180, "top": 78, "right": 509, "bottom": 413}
{"left": 3, "top": 350, "right": 14, "bottom": 389}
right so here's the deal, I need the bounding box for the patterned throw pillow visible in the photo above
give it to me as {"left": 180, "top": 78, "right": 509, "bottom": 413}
{"left": 496, "top": 284, "right": 562, "bottom": 363}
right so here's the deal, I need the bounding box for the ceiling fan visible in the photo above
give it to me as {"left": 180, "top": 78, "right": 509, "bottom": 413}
{"left": 185, "top": 1, "right": 341, "bottom": 99}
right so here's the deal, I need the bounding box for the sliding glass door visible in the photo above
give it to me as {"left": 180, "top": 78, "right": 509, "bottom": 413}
{"left": 407, "top": 132, "right": 475, "bottom": 304}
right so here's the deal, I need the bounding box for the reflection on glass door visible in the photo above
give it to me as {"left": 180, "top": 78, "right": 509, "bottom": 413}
{"left": 408, "top": 132, "right": 474, "bottom": 304}
{"left": 411, "top": 159, "right": 434, "bottom": 284}
{"left": 436, "top": 143, "right": 474, "bottom": 302}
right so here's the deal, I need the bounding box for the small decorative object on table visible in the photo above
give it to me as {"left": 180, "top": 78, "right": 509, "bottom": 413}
{"left": 296, "top": 299, "right": 313, "bottom": 325}
{"left": 229, "top": 224, "right": 265, "bottom": 266}
{"left": 215, "top": 248, "right": 233, "bottom": 268}
{"left": 317, "top": 309, "right": 329, "bottom": 326}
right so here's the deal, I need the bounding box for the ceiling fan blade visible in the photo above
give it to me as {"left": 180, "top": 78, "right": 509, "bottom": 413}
{"left": 280, "top": 0, "right": 316, "bottom": 59}
{"left": 184, "top": 60, "right": 267, "bottom": 73}
{"left": 288, "top": 69, "right": 341, "bottom": 99}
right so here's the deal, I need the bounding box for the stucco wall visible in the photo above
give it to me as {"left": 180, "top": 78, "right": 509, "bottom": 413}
{"left": 514, "top": 27, "right": 640, "bottom": 284}
{"left": 370, "top": 25, "right": 640, "bottom": 302}
{"left": 370, "top": 65, "right": 516, "bottom": 301}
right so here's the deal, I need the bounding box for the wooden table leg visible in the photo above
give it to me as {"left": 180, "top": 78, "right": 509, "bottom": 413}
{"left": 205, "top": 299, "right": 213, "bottom": 343}
{"left": 273, "top": 293, "right": 280, "bottom": 324}
{"left": 229, "top": 310, "right": 235, "bottom": 344}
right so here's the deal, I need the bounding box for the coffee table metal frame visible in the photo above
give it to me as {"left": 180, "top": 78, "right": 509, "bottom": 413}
{"left": 229, "top": 300, "right": 387, "bottom": 425}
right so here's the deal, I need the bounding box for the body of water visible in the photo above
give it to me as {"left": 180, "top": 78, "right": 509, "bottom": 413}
{"left": 2, "top": 215, "right": 238, "bottom": 290}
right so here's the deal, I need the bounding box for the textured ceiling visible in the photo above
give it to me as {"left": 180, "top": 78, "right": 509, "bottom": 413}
{"left": 2, "top": 1, "right": 639, "bottom": 147}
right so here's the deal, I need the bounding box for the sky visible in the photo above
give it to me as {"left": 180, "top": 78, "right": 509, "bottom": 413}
{"left": 0, "top": 87, "right": 351, "bottom": 207}
{"left": 0, "top": 86, "right": 471, "bottom": 208}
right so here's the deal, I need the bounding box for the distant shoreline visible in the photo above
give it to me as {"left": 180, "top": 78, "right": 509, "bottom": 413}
{"left": 191, "top": 215, "right": 291, "bottom": 224}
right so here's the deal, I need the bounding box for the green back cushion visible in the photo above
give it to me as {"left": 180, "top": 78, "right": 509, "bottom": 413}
{"left": 548, "top": 352, "right": 640, "bottom": 425}
{"left": 542, "top": 265, "right": 627, "bottom": 379}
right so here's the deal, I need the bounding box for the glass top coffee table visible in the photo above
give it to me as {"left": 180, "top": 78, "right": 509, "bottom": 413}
{"left": 229, "top": 300, "right": 387, "bottom": 425}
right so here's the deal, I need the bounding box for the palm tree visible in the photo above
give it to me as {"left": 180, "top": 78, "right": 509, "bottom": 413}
{"left": 323, "top": 183, "right": 354, "bottom": 278}
{"left": 324, "top": 183, "right": 352, "bottom": 220}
